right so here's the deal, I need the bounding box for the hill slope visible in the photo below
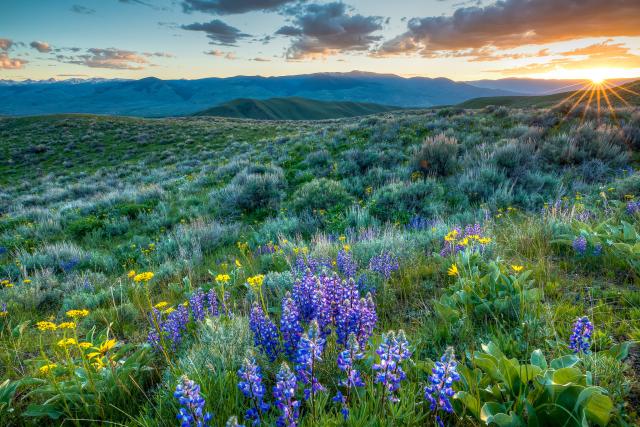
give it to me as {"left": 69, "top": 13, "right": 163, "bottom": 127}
{"left": 194, "top": 97, "right": 401, "bottom": 120}
{"left": 0, "top": 71, "right": 519, "bottom": 117}
{"left": 458, "top": 80, "right": 640, "bottom": 109}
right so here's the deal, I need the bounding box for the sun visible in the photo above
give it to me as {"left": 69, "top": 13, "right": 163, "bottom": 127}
{"left": 588, "top": 70, "right": 608, "bottom": 84}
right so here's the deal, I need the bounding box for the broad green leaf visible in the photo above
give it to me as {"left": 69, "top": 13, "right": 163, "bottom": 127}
{"left": 23, "top": 404, "right": 63, "bottom": 419}
{"left": 455, "top": 391, "right": 481, "bottom": 419}
{"left": 481, "top": 402, "right": 507, "bottom": 423}
{"left": 530, "top": 349, "right": 547, "bottom": 370}
{"left": 552, "top": 367, "right": 583, "bottom": 385}
{"left": 550, "top": 354, "right": 579, "bottom": 369}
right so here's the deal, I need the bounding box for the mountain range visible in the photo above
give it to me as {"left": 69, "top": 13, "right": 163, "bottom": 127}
{"left": 0, "top": 71, "right": 635, "bottom": 118}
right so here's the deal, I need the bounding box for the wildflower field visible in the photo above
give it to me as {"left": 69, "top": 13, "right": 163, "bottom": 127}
{"left": 0, "top": 105, "right": 639, "bottom": 426}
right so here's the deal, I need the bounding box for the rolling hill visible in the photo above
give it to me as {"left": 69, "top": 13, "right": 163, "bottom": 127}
{"left": 458, "top": 79, "right": 640, "bottom": 109}
{"left": 194, "top": 97, "right": 402, "bottom": 120}
{"left": 0, "top": 71, "right": 519, "bottom": 117}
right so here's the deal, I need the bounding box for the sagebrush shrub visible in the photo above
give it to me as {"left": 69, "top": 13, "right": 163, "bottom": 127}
{"left": 413, "top": 133, "right": 458, "bottom": 177}
{"left": 290, "top": 178, "right": 352, "bottom": 214}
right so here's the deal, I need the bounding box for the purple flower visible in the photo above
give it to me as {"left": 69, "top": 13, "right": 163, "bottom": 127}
{"left": 295, "top": 320, "right": 326, "bottom": 401}
{"left": 206, "top": 288, "right": 219, "bottom": 317}
{"left": 164, "top": 304, "right": 190, "bottom": 349}
{"left": 249, "top": 303, "right": 280, "bottom": 361}
{"left": 292, "top": 270, "right": 322, "bottom": 323}
{"left": 569, "top": 316, "right": 593, "bottom": 354}
{"left": 369, "top": 252, "right": 399, "bottom": 280}
{"left": 238, "top": 357, "right": 270, "bottom": 425}
{"left": 335, "top": 292, "right": 377, "bottom": 348}
{"left": 373, "top": 330, "right": 411, "bottom": 403}
{"left": 337, "top": 249, "right": 358, "bottom": 278}
{"left": 174, "top": 376, "right": 212, "bottom": 427}
{"left": 573, "top": 236, "right": 588, "bottom": 256}
{"left": 190, "top": 289, "right": 206, "bottom": 322}
{"left": 333, "top": 334, "right": 365, "bottom": 419}
{"left": 273, "top": 363, "right": 300, "bottom": 427}
{"left": 280, "top": 293, "right": 303, "bottom": 359}
{"left": 626, "top": 201, "right": 639, "bottom": 216}
{"left": 592, "top": 244, "right": 603, "bottom": 256}
{"left": 425, "top": 347, "right": 460, "bottom": 426}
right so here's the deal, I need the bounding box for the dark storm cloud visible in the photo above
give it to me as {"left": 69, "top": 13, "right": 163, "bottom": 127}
{"left": 276, "top": 2, "right": 383, "bottom": 59}
{"left": 182, "top": 20, "right": 251, "bottom": 45}
{"left": 377, "top": 0, "right": 640, "bottom": 57}
{"left": 182, "top": 0, "right": 300, "bottom": 15}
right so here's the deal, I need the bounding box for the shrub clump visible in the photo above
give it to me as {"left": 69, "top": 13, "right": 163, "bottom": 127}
{"left": 290, "top": 178, "right": 352, "bottom": 214}
{"left": 413, "top": 133, "right": 459, "bottom": 177}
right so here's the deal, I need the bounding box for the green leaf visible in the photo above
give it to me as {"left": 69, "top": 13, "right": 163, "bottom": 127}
{"left": 455, "top": 391, "right": 481, "bottom": 419}
{"left": 552, "top": 367, "right": 583, "bottom": 385}
{"left": 481, "top": 402, "right": 507, "bottom": 423}
{"left": 492, "top": 412, "right": 526, "bottom": 427}
{"left": 579, "top": 388, "right": 613, "bottom": 426}
{"left": 550, "top": 354, "right": 579, "bottom": 369}
{"left": 23, "top": 404, "right": 63, "bottom": 419}
{"left": 530, "top": 349, "right": 547, "bottom": 370}
{"left": 606, "top": 341, "right": 632, "bottom": 361}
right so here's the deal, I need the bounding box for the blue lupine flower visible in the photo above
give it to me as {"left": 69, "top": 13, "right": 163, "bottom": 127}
{"left": 163, "top": 304, "right": 190, "bottom": 349}
{"left": 189, "top": 289, "right": 206, "bottom": 322}
{"left": 295, "top": 320, "right": 326, "bottom": 401}
{"left": 626, "top": 201, "right": 639, "bottom": 216}
{"left": 273, "top": 363, "right": 300, "bottom": 427}
{"left": 373, "top": 330, "right": 411, "bottom": 403}
{"left": 174, "top": 376, "right": 212, "bottom": 427}
{"left": 425, "top": 347, "right": 460, "bottom": 427}
{"left": 335, "top": 292, "right": 377, "bottom": 348}
{"left": 238, "top": 357, "right": 270, "bottom": 426}
{"left": 337, "top": 249, "right": 358, "bottom": 278}
{"left": 292, "top": 270, "right": 321, "bottom": 322}
{"left": 369, "top": 252, "right": 399, "bottom": 280}
{"left": 592, "top": 244, "right": 603, "bottom": 256}
{"left": 573, "top": 236, "right": 588, "bottom": 256}
{"left": 280, "top": 293, "right": 303, "bottom": 359}
{"left": 249, "top": 303, "right": 280, "bottom": 361}
{"left": 570, "top": 316, "right": 593, "bottom": 354}
{"left": 206, "top": 288, "right": 219, "bottom": 317}
{"left": 407, "top": 215, "right": 430, "bottom": 231}
{"left": 333, "top": 334, "right": 365, "bottom": 419}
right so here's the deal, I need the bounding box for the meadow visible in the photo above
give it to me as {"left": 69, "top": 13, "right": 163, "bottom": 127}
{"left": 0, "top": 104, "right": 639, "bottom": 426}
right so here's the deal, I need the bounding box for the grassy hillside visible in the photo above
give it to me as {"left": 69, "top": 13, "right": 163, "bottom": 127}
{"left": 0, "top": 106, "right": 638, "bottom": 426}
{"left": 459, "top": 79, "right": 640, "bottom": 109}
{"left": 194, "top": 96, "right": 402, "bottom": 120}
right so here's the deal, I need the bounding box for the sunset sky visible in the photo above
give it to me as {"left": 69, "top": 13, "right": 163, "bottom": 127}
{"left": 1, "top": 0, "right": 639, "bottom": 81}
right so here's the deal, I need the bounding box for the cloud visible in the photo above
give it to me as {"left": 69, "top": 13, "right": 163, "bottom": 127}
{"left": 0, "top": 38, "right": 27, "bottom": 69}
{"left": 117, "top": 0, "right": 168, "bottom": 11}
{"left": 65, "top": 48, "right": 150, "bottom": 70}
{"left": 204, "top": 49, "right": 236, "bottom": 59}
{"left": 182, "top": 19, "right": 251, "bottom": 45}
{"left": 492, "top": 40, "right": 640, "bottom": 75}
{"left": 182, "top": 0, "right": 299, "bottom": 15}
{"left": 30, "top": 41, "right": 51, "bottom": 53}
{"left": 377, "top": 0, "right": 640, "bottom": 57}
{"left": 0, "top": 39, "right": 13, "bottom": 51}
{"left": 70, "top": 5, "right": 96, "bottom": 14}
{"left": 252, "top": 57, "right": 271, "bottom": 62}
{"left": 276, "top": 2, "right": 383, "bottom": 59}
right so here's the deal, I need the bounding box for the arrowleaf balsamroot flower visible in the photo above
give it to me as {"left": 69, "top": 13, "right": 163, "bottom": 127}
{"left": 36, "top": 321, "right": 57, "bottom": 331}
{"left": 238, "top": 356, "right": 270, "bottom": 425}
{"left": 570, "top": 316, "right": 594, "bottom": 354}
{"left": 66, "top": 309, "right": 89, "bottom": 319}
{"left": 133, "top": 271, "right": 154, "bottom": 283}
{"left": 425, "top": 347, "right": 460, "bottom": 427}
{"left": 175, "top": 376, "right": 212, "bottom": 427}
{"left": 447, "top": 264, "right": 459, "bottom": 276}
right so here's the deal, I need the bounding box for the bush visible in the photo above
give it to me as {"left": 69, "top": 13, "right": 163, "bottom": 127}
{"left": 290, "top": 178, "right": 352, "bottom": 214}
{"left": 413, "top": 133, "right": 458, "bottom": 177}
{"left": 369, "top": 180, "right": 444, "bottom": 223}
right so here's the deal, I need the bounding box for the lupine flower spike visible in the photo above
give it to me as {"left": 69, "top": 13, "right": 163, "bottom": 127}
{"left": 273, "top": 363, "right": 300, "bottom": 427}
{"left": 333, "top": 333, "right": 365, "bottom": 420}
{"left": 425, "top": 347, "right": 460, "bottom": 427}
{"left": 174, "top": 376, "right": 212, "bottom": 427}
{"left": 238, "top": 356, "right": 270, "bottom": 426}
{"left": 569, "top": 316, "right": 593, "bottom": 354}
{"left": 373, "top": 330, "right": 411, "bottom": 404}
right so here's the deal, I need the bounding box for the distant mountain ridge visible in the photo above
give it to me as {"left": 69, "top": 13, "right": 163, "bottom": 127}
{"left": 0, "top": 71, "right": 519, "bottom": 117}
{"left": 194, "top": 97, "right": 402, "bottom": 120}
{"left": 458, "top": 80, "right": 640, "bottom": 109}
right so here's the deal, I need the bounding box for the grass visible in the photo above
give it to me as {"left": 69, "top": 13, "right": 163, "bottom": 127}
{"left": 0, "top": 104, "right": 638, "bottom": 426}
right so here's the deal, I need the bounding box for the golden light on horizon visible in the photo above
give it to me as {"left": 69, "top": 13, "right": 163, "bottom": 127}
{"left": 529, "top": 67, "right": 640, "bottom": 83}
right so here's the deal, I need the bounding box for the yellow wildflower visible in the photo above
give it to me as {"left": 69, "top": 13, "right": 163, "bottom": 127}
{"left": 154, "top": 301, "right": 169, "bottom": 309}
{"left": 66, "top": 309, "right": 89, "bottom": 319}
{"left": 478, "top": 237, "right": 492, "bottom": 244}
{"left": 511, "top": 265, "right": 524, "bottom": 273}
{"left": 78, "top": 342, "right": 92, "bottom": 349}
{"left": 23, "top": 279, "right": 32, "bottom": 284}
{"left": 133, "top": 272, "right": 154, "bottom": 283}
{"left": 57, "top": 338, "right": 77, "bottom": 348}
{"left": 127, "top": 270, "right": 136, "bottom": 278}
{"left": 39, "top": 363, "right": 58, "bottom": 375}
{"left": 36, "top": 321, "right": 58, "bottom": 331}
{"left": 164, "top": 307, "right": 176, "bottom": 315}
{"left": 87, "top": 338, "right": 117, "bottom": 360}
{"left": 447, "top": 264, "right": 459, "bottom": 276}
{"left": 247, "top": 275, "right": 265, "bottom": 290}
{"left": 459, "top": 237, "right": 469, "bottom": 247}
{"left": 235, "top": 259, "right": 242, "bottom": 268}
{"left": 215, "top": 274, "right": 231, "bottom": 284}
{"left": 0, "top": 310, "right": 7, "bottom": 317}
{"left": 57, "top": 322, "right": 76, "bottom": 330}
{"left": 339, "top": 235, "right": 346, "bottom": 242}
{"left": 444, "top": 229, "right": 459, "bottom": 242}
{"left": 343, "top": 244, "right": 351, "bottom": 252}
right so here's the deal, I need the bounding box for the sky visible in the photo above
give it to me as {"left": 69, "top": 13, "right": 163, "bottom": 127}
{"left": 1, "top": 0, "right": 639, "bottom": 81}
